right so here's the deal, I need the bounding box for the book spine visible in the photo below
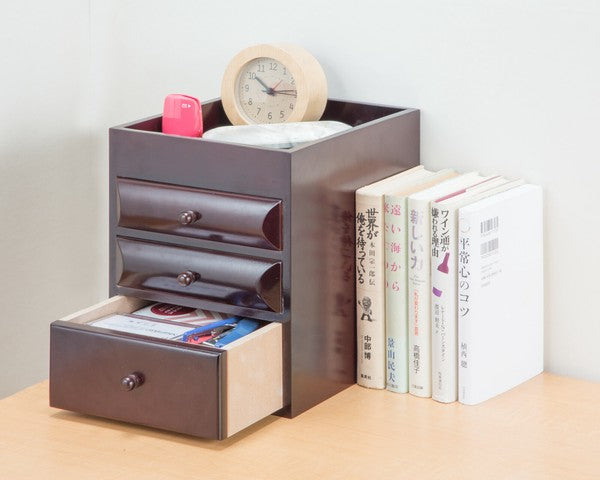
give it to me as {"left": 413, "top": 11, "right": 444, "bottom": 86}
{"left": 457, "top": 209, "right": 480, "bottom": 405}
{"left": 407, "top": 198, "right": 432, "bottom": 397}
{"left": 384, "top": 195, "right": 408, "bottom": 393}
{"left": 430, "top": 204, "right": 458, "bottom": 403}
{"left": 356, "top": 192, "right": 386, "bottom": 389}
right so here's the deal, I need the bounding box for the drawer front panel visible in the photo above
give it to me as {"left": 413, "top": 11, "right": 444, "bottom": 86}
{"left": 116, "top": 178, "right": 282, "bottom": 250}
{"left": 50, "top": 323, "right": 222, "bottom": 438}
{"left": 116, "top": 237, "right": 283, "bottom": 312}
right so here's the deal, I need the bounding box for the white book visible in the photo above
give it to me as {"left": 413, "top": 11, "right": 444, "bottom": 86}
{"left": 383, "top": 169, "right": 457, "bottom": 393}
{"left": 406, "top": 172, "right": 483, "bottom": 397}
{"left": 430, "top": 177, "right": 525, "bottom": 403}
{"left": 356, "top": 166, "right": 433, "bottom": 389}
{"left": 458, "top": 184, "right": 543, "bottom": 405}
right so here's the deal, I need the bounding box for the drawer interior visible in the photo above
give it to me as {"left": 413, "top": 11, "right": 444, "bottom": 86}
{"left": 51, "top": 295, "right": 284, "bottom": 438}
{"left": 60, "top": 295, "right": 150, "bottom": 324}
{"left": 59, "top": 295, "right": 281, "bottom": 357}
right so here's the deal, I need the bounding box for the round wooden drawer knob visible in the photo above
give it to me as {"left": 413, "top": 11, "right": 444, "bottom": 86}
{"left": 178, "top": 210, "right": 201, "bottom": 225}
{"left": 177, "top": 270, "right": 200, "bottom": 286}
{"left": 121, "top": 373, "right": 144, "bottom": 391}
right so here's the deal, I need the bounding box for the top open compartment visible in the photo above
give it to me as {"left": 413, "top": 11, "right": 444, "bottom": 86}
{"left": 121, "top": 98, "right": 407, "bottom": 152}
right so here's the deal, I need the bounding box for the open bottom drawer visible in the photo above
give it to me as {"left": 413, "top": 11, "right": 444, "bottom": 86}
{"left": 49, "top": 296, "right": 284, "bottom": 439}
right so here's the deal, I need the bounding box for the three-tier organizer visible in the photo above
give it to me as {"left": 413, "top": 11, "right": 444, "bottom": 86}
{"left": 49, "top": 98, "right": 420, "bottom": 439}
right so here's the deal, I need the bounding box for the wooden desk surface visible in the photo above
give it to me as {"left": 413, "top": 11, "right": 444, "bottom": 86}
{"left": 1, "top": 373, "right": 599, "bottom": 479}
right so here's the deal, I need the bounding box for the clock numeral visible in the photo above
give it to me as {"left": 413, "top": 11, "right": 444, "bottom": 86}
{"left": 290, "top": 103, "right": 294, "bottom": 110}
{"left": 256, "top": 107, "right": 261, "bottom": 115}
{"left": 283, "top": 67, "right": 287, "bottom": 75}
{"left": 280, "top": 110, "right": 285, "bottom": 118}
{"left": 257, "top": 65, "right": 265, "bottom": 73}
{"left": 248, "top": 98, "right": 253, "bottom": 105}
{"left": 244, "top": 84, "right": 249, "bottom": 92}
{"left": 248, "top": 72, "right": 256, "bottom": 80}
{"left": 268, "top": 112, "right": 273, "bottom": 120}
{"left": 290, "top": 77, "right": 295, "bottom": 85}
{"left": 269, "top": 62, "right": 278, "bottom": 71}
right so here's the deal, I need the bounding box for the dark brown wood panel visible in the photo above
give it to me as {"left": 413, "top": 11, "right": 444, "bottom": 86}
{"left": 115, "top": 237, "right": 283, "bottom": 312}
{"left": 288, "top": 107, "right": 420, "bottom": 416}
{"left": 117, "top": 177, "right": 282, "bottom": 250}
{"left": 49, "top": 322, "right": 223, "bottom": 439}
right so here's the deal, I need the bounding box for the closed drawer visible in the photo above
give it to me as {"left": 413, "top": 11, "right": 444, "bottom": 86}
{"left": 49, "top": 296, "right": 284, "bottom": 439}
{"left": 115, "top": 237, "right": 282, "bottom": 313}
{"left": 116, "top": 178, "right": 282, "bottom": 250}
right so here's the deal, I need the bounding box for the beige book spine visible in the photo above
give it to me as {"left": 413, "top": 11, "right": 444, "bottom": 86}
{"left": 407, "top": 196, "right": 433, "bottom": 397}
{"left": 356, "top": 192, "right": 386, "bottom": 389}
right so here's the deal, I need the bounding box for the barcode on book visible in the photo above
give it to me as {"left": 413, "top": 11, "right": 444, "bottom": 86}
{"left": 481, "top": 216, "right": 499, "bottom": 234}
{"left": 481, "top": 238, "right": 499, "bottom": 255}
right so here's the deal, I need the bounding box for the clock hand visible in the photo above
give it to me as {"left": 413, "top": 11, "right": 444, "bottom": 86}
{"left": 269, "top": 83, "right": 298, "bottom": 97}
{"left": 254, "top": 75, "right": 274, "bottom": 95}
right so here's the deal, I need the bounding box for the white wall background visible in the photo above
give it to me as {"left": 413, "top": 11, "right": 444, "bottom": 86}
{"left": 1, "top": 0, "right": 599, "bottom": 398}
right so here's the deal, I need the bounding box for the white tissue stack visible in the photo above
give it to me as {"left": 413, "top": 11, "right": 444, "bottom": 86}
{"left": 202, "top": 121, "right": 351, "bottom": 149}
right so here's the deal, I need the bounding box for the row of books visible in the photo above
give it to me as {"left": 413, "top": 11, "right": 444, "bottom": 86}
{"left": 355, "top": 166, "right": 543, "bottom": 404}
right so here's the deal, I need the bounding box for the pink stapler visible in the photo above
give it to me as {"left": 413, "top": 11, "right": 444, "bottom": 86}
{"left": 162, "top": 94, "right": 203, "bottom": 137}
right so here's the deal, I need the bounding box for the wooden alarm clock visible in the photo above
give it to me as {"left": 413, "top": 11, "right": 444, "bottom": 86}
{"left": 221, "top": 43, "right": 328, "bottom": 125}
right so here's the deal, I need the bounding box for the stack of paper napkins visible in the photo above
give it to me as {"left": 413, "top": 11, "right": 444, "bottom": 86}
{"left": 203, "top": 121, "right": 351, "bottom": 149}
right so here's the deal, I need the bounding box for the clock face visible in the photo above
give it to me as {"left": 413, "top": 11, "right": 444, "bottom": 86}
{"left": 235, "top": 57, "right": 298, "bottom": 124}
